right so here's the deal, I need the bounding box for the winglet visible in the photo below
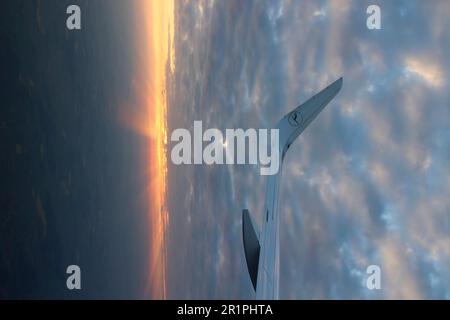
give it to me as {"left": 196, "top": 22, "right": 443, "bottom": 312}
{"left": 278, "top": 77, "right": 343, "bottom": 160}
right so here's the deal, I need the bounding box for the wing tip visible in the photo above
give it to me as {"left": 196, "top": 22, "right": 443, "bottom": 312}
{"left": 331, "top": 76, "right": 343, "bottom": 90}
{"left": 336, "top": 76, "right": 343, "bottom": 90}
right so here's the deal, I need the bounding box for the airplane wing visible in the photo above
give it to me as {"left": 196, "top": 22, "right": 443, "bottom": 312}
{"left": 278, "top": 77, "right": 343, "bottom": 160}
{"left": 242, "top": 77, "right": 343, "bottom": 299}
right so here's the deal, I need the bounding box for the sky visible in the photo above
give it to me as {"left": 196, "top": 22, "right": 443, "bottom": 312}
{"left": 165, "top": 0, "right": 450, "bottom": 299}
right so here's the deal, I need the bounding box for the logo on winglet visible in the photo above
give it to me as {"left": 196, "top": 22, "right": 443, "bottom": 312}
{"left": 288, "top": 111, "right": 303, "bottom": 127}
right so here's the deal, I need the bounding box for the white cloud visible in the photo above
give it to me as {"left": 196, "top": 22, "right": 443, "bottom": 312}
{"left": 404, "top": 56, "right": 445, "bottom": 88}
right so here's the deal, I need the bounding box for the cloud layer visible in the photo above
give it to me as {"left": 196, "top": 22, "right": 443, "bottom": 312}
{"left": 167, "top": 0, "right": 450, "bottom": 299}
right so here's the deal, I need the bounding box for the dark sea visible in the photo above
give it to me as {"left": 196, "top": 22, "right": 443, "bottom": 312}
{"left": 0, "top": 0, "right": 151, "bottom": 298}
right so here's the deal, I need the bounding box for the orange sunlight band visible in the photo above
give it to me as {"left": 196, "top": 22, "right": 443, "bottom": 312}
{"left": 130, "top": 0, "right": 175, "bottom": 299}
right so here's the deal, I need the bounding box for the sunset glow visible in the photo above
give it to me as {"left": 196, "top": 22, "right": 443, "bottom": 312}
{"left": 126, "top": 0, "right": 175, "bottom": 299}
